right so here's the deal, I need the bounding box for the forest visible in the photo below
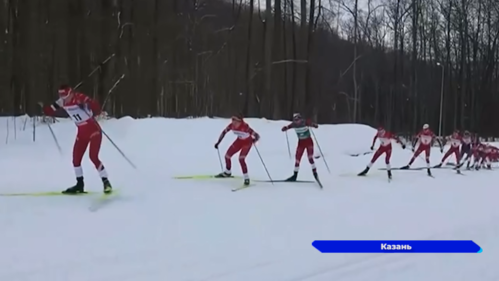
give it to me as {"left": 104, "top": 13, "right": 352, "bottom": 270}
{"left": 0, "top": 0, "right": 498, "bottom": 135}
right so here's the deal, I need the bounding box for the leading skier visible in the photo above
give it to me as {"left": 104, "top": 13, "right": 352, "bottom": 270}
{"left": 41, "top": 85, "right": 112, "bottom": 194}
{"left": 214, "top": 114, "right": 260, "bottom": 186}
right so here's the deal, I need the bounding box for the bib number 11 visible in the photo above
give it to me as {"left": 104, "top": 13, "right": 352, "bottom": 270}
{"left": 73, "top": 114, "right": 82, "bottom": 121}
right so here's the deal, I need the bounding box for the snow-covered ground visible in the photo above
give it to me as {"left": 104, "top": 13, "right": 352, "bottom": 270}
{"left": 0, "top": 115, "right": 497, "bottom": 281}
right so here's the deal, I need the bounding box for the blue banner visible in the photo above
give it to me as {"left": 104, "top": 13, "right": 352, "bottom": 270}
{"left": 312, "top": 240, "right": 482, "bottom": 253}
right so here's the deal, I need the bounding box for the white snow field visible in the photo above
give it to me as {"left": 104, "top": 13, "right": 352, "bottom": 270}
{"left": 0, "top": 115, "right": 498, "bottom": 281}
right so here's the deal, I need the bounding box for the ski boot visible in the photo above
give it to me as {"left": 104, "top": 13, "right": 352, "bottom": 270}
{"left": 358, "top": 167, "right": 370, "bottom": 176}
{"left": 456, "top": 169, "right": 461, "bottom": 174}
{"left": 487, "top": 164, "right": 492, "bottom": 170}
{"left": 285, "top": 172, "right": 298, "bottom": 182}
{"left": 433, "top": 163, "right": 442, "bottom": 168}
{"left": 215, "top": 171, "right": 232, "bottom": 178}
{"left": 427, "top": 169, "right": 432, "bottom": 176}
{"left": 387, "top": 170, "right": 392, "bottom": 179}
{"left": 102, "top": 178, "right": 112, "bottom": 194}
{"left": 313, "top": 171, "right": 319, "bottom": 181}
{"left": 244, "top": 178, "right": 250, "bottom": 186}
{"left": 62, "top": 177, "right": 85, "bottom": 194}
{"left": 400, "top": 165, "right": 410, "bottom": 170}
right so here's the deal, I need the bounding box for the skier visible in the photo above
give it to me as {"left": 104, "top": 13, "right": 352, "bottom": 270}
{"left": 41, "top": 85, "right": 112, "bottom": 194}
{"left": 490, "top": 146, "right": 499, "bottom": 162}
{"left": 400, "top": 124, "right": 443, "bottom": 176}
{"left": 358, "top": 127, "right": 405, "bottom": 179}
{"left": 471, "top": 141, "right": 484, "bottom": 169}
{"left": 434, "top": 130, "right": 461, "bottom": 173}
{"left": 281, "top": 113, "right": 319, "bottom": 182}
{"left": 457, "top": 130, "right": 473, "bottom": 169}
{"left": 477, "top": 144, "right": 495, "bottom": 170}
{"left": 214, "top": 114, "right": 260, "bottom": 186}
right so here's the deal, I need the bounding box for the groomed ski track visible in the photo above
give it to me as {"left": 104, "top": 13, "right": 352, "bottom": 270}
{"left": 0, "top": 116, "right": 497, "bottom": 281}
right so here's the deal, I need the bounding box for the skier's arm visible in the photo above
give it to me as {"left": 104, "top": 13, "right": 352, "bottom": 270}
{"left": 74, "top": 93, "right": 102, "bottom": 116}
{"left": 371, "top": 135, "right": 377, "bottom": 150}
{"left": 411, "top": 133, "right": 420, "bottom": 148}
{"left": 393, "top": 135, "right": 406, "bottom": 149}
{"left": 248, "top": 126, "right": 260, "bottom": 142}
{"left": 306, "top": 119, "right": 319, "bottom": 128}
{"left": 281, "top": 123, "right": 294, "bottom": 132}
{"left": 42, "top": 99, "right": 63, "bottom": 116}
{"left": 216, "top": 124, "right": 231, "bottom": 144}
{"left": 434, "top": 134, "right": 444, "bottom": 151}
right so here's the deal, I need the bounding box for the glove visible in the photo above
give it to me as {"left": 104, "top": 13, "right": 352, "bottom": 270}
{"left": 402, "top": 144, "right": 406, "bottom": 149}
{"left": 214, "top": 142, "right": 219, "bottom": 149}
{"left": 370, "top": 146, "right": 374, "bottom": 150}
{"left": 281, "top": 126, "right": 287, "bottom": 132}
{"left": 253, "top": 133, "right": 260, "bottom": 143}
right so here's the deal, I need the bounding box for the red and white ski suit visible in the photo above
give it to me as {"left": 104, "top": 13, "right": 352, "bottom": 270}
{"left": 441, "top": 132, "right": 461, "bottom": 164}
{"left": 215, "top": 120, "right": 260, "bottom": 179}
{"left": 408, "top": 129, "right": 442, "bottom": 167}
{"left": 368, "top": 130, "right": 403, "bottom": 170}
{"left": 43, "top": 91, "right": 108, "bottom": 179}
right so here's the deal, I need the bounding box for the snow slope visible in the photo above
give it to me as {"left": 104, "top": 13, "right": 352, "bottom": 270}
{"left": 0, "top": 116, "right": 497, "bottom": 281}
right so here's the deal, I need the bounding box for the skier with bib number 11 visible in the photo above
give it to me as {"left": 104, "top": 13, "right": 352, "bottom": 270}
{"left": 40, "top": 85, "right": 113, "bottom": 194}
{"left": 214, "top": 114, "right": 260, "bottom": 186}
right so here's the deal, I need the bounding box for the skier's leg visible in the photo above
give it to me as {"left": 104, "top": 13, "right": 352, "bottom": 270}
{"left": 385, "top": 147, "right": 392, "bottom": 169}
{"left": 453, "top": 148, "right": 460, "bottom": 164}
{"left": 65, "top": 134, "right": 90, "bottom": 193}
{"left": 424, "top": 146, "right": 431, "bottom": 167}
{"left": 238, "top": 143, "right": 252, "bottom": 183}
{"left": 368, "top": 147, "right": 384, "bottom": 167}
{"left": 88, "top": 131, "right": 112, "bottom": 192}
{"left": 285, "top": 143, "right": 305, "bottom": 181}
{"left": 441, "top": 148, "right": 453, "bottom": 163}
{"left": 408, "top": 147, "right": 423, "bottom": 166}
{"left": 223, "top": 140, "right": 242, "bottom": 175}
{"left": 305, "top": 141, "right": 316, "bottom": 173}
{"left": 359, "top": 147, "right": 384, "bottom": 175}
{"left": 294, "top": 143, "right": 306, "bottom": 172}
{"left": 88, "top": 131, "right": 107, "bottom": 177}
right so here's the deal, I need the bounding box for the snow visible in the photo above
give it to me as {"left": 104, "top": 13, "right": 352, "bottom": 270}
{"left": 0, "top": 115, "right": 498, "bottom": 281}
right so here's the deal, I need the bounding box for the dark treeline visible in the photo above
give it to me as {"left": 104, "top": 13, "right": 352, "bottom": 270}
{"left": 0, "top": 0, "right": 499, "bottom": 135}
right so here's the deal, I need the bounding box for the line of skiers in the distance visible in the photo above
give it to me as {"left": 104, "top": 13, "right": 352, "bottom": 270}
{"left": 211, "top": 111, "right": 498, "bottom": 185}
{"left": 358, "top": 123, "right": 499, "bottom": 179}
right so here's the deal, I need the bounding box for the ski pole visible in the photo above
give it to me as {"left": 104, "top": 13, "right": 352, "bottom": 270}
{"left": 37, "top": 103, "right": 62, "bottom": 154}
{"left": 285, "top": 131, "right": 291, "bottom": 159}
{"left": 73, "top": 54, "right": 116, "bottom": 90}
{"left": 46, "top": 121, "right": 62, "bottom": 154}
{"left": 5, "top": 118, "right": 9, "bottom": 144}
{"left": 216, "top": 148, "right": 224, "bottom": 172}
{"left": 253, "top": 144, "right": 274, "bottom": 184}
{"left": 32, "top": 116, "right": 36, "bottom": 142}
{"left": 310, "top": 129, "right": 331, "bottom": 174}
{"left": 13, "top": 116, "right": 17, "bottom": 140}
{"left": 100, "top": 128, "right": 136, "bottom": 169}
